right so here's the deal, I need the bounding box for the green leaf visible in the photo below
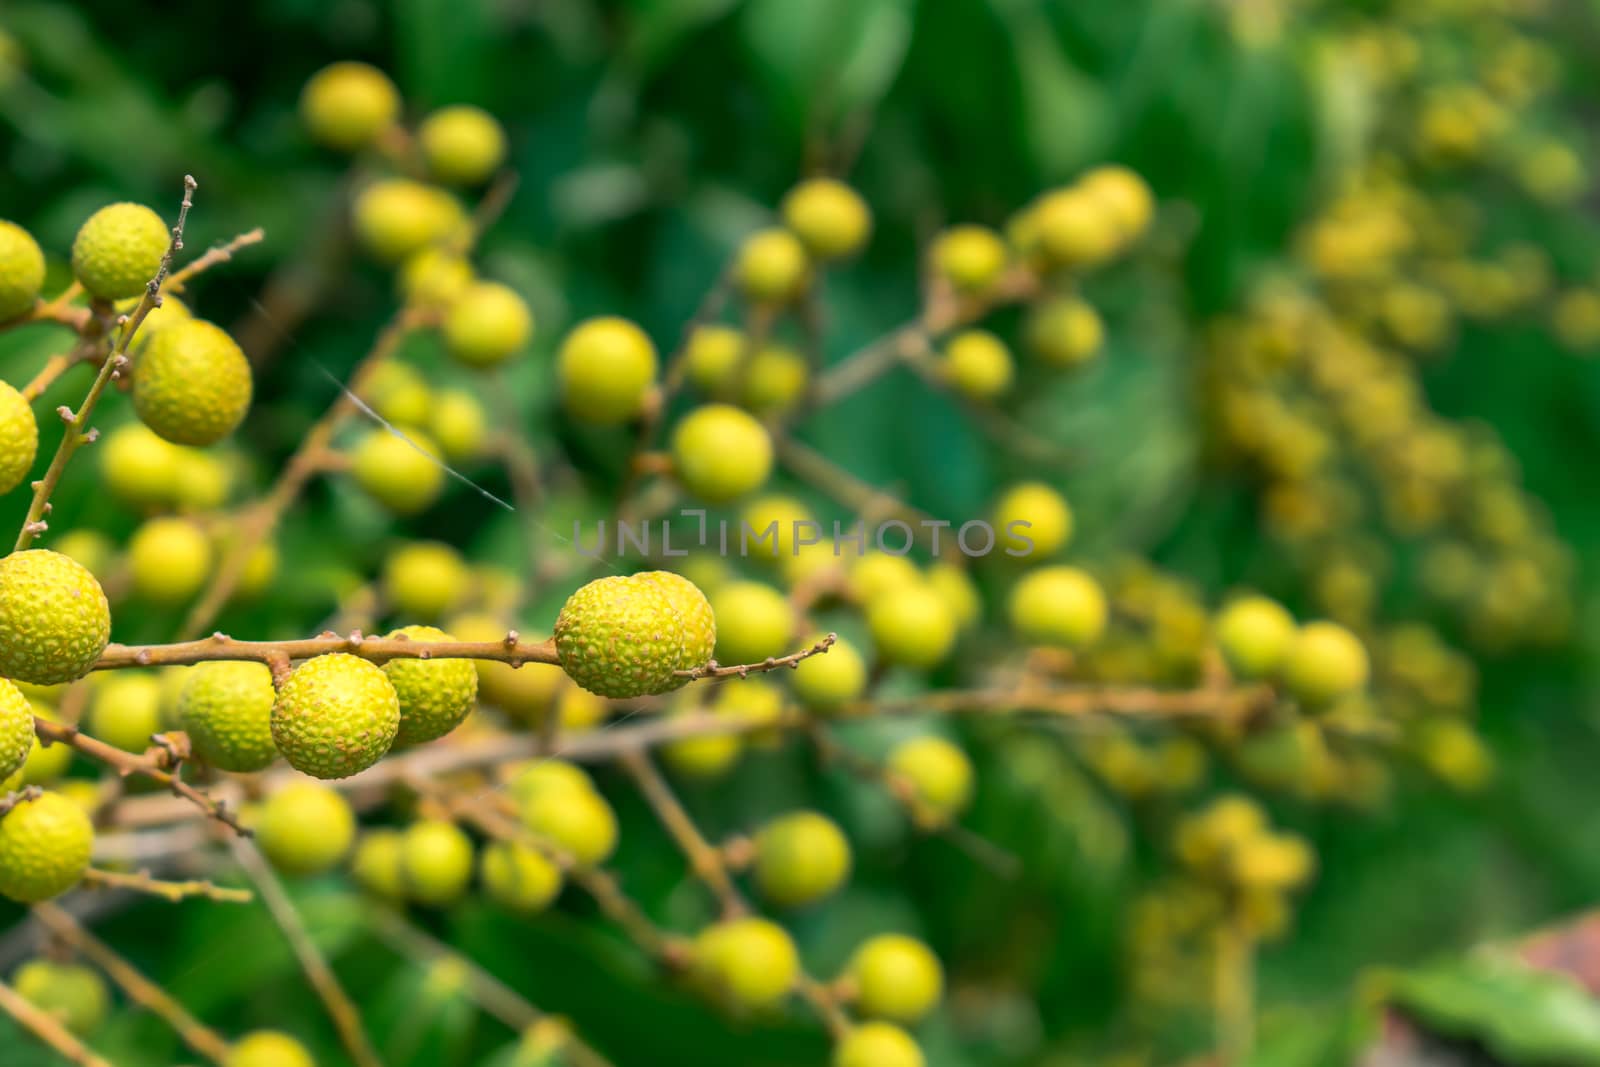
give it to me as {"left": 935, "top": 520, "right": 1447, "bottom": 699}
{"left": 740, "top": 0, "right": 913, "bottom": 134}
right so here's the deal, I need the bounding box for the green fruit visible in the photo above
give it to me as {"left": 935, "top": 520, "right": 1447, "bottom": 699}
{"left": 71, "top": 203, "right": 168, "bottom": 301}
{"left": 790, "top": 635, "right": 866, "bottom": 713}
{"left": 300, "top": 61, "right": 399, "bottom": 151}
{"left": 384, "top": 625, "right": 478, "bottom": 746}
{"left": 0, "top": 679, "right": 32, "bottom": 782}
{"left": 480, "top": 839, "right": 563, "bottom": 913}
{"left": 941, "top": 329, "right": 1014, "bottom": 400}
{"left": 358, "top": 361, "right": 433, "bottom": 427}
{"left": 927, "top": 562, "right": 981, "bottom": 631}
{"left": 1026, "top": 295, "right": 1104, "bottom": 367}
{"left": 754, "top": 810, "right": 852, "bottom": 908}
{"left": 670, "top": 404, "right": 773, "bottom": 502}
{"left": 849, "top": 553, "right": 922, "bottom": 602}
{"left": 1215, "top": 596, "right": 1297, "bottom": 680}
{"left": 271, "top": 653, "right": 399, "bottom": 779}
{"left": 350, "top": 829, "right": 406, "bottom": 900}
{"left": 993, "top": 481, "right": 1073, "bottom": 557}
{"left": 0, "top": 550, "right": 112, "bottom": 685}
{"left": 127, "top": 517, "right": 212, "bottom": 605}
{"left": 1008, "top": 566, "right": 1106, "bottom": 648}
{"left": 713, "top": 679, "right": 786, "bottom": 746}
{"left": 448, "top": 613, "right": 564, "bottom": 722}
{"left": 931, "top": 225, "right": 1007, "bottom": 294}
{"left": 443, "top": 281, "right": 532, "bottom": 368}
{"left": 888, "top": 736, "right": 973, "bottom": 826}
{"left": 519, "top": 779, "right": 617, "bottom": 869}
{"left": 400, "top": 818, "right": 475, "bottom": 905}
{"left": 132, "top": 319, "right": 253, "bottom": 446}
{"left": 0, "top": 379, "right": 37, "bottom": 496}
{"left": 1283, "top": 621, "right": 1370, "bottom": 706}
{"left": 399, "top": 248, "right": 474, "bottom": 308}
{"left": 86, "top": 671, "right": 163, "bottom": 753}
{"left": 178, "top": 661, "right": 277, "bottom": 772}
{"left": 691, "top": 917, "right": 800, "bottom": 1012}
{"left": 429, "top": 389, "right": 488, "bottom": 462}
{"left": 506, "top": 759, "right": 596, "bottom": 803}
{"left": 419, "top": 105, "right": 507, "bottom": 185}
{"left": 226, "top": 1030, "right": 316, "bottom": 1067}
{"left": 255, "top": 782, "right": 356, "bottom": 876}
{"left": 741, "top": 343, "right": 809, "bottom": 415}
{"left": 353, "top": 179, "right": 464, "bottom": 263}
{"left": 781, "top": 178, "right": 871, "bottom": 261}
{"left": 383, "top": 541, "right": 470, "bottom": 621}
{"left": 709, "top": 581, "right": 794, "bottom": 666}
{"left": 1080, "top": 165, "right": 1155, "bottom": 240}
{"left": 0, "top": 221, "right": 45, "bottom": 321}
{"left": 13, "top": 959, "right": 108, "bottom": 1036}
{"left": 350, "top": 429, "right": 445, "bottom": 515}
{"left": 834, "top": 1023, "right": 925, "bottom": 1067}
{"left": 735, "top": 228, "right": 810, "bottom": 305}
{"left": 556, "top": 316, "right": 658, "bottom": 424}
{"left": 868, "top": 583, "right": 956, "bottom": 668}
{"left": 99, "top": 423, "right": 181, "bottom": 508}
{"left": 0, "top": 790, "right": 93, "bottom": 902}
{"left": 684, "top": 325, "right": 747, "bottom": 396}
{"left": 636, "top": 570, "right": 716, "bottom": 678}
{"left": 739, "top": 495, "right": 815, "bottom": 563}
{"left": 847, "top": 934, "right": 943, "bottom": 1024}
{"left": 554, "top": 575, "right": 686, "bottom": 698}
{"left": 659, "top": 697, "right": 745, "bottom": 781}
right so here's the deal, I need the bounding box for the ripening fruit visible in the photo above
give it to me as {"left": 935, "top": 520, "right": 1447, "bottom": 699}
{"left": 834, "top": 1023, "right": 925, "bottom": 1067}
{"left": 1080, "top": 165, "right": 1155, "bottom": 242}
{"left": 383, "top": 541, "right": 470, "bottom": 621}
{"left": 846, "top": 934, "right": 943, "bottom": 1024}
{"left": 1008, "top": 565, "right": 1106, "bottom": 648}
{"left": 931, "top": 224, "right": 1008, "bottom": 294}
{"left": 506, "top": 758, "right": 596, "bottom": 803}
{"left": 1026, "top": 295, "right": 1104, "bottom": 367}
{"left": 351, "top": 428, "right": 446, "bottom": 515}
{"left": 0, "top": 221, "right": 45, "bottom": 321}
{"left": 735, "top": 227, "right": 810, "bottom": 305}
{"left": 383, "top": 626, "right": 478, "bottom": 746}
{"left": 941, "top": 330, "right": 1014, "bottom": 400}
{"left": 358, "top": 361, "right": 433, "bottom": 427}
{"left": 71, "top": 203, "right": 168, "bottom": 301}
{"left": 85, "top": 672, "right": 163, "bottom": 754}
{"left": 1034, "top": 188, "right": 1118, "bottom": 270}
{"left": 557, "top": 316, "right": 658, "bottom": 425}
{"left": 255, "top": 782, "right": 356, "bottom": 876}
{"left": 791, "top": 634, "right": 866, "bottom": 713}
{"left": 225, "top": 1030, "right": 316, "bottom": 1067}
{"left": 429, "top": 388, "right": 488, "bottom": 462}
{"left": 480, "top": 839, "right": 563, "bottom": 913}
{"left": 754, "top": 811, "right": 852, "bottom": 908}
{"left": 0, "top": 680, "right": 32, "bottom": 783}
{"left": 0, "top": 550, "right": 112, "bottom": 686}
{"left": 400, "top": 818, "right": 475, "bottom": 905}
{"left": 684, "top": 325, "right": 746, "bottom": 396}
{"left": 164, "top": 445, "right": 236, "bottom": 510}
{"left": 888, "top": 736, "right": 973, "bottom": 826}
{"left": 659, "top": 696, "right": 745, "bottom": 780}
{"left": 555, "top": 575, "right": 687, "bottom": 698}
{"left": 1215, "top": 596, "right": 1297, "bottom": 680}
{"left": 636, "top": 570, "right": 717, "bottom": 677}
{"left": 448, "top": 614, "right": 564, "bottom": 722}
{"left": 271, "top": 653, "right": 399, "bottom": 779}
{"left": 993, "top": 482, "right": 1073, "bottom": 557}
{"left": 127, "top": 517, "right": 212, "bottom": 605}
{"left": 13, "top": 959, "right": 108, "bottom": 1036}
{"left": 353, "top": 179, "right": 464, "bottom": 263}
{"left": 178, "top": 662, "right": 278, "bottom": 772}
{"left": 710, "top": 581, "right": 794, "bottom": 666}
{"left": 691, "top": 917, "right": 800, "bottom": 1012}
{"left": 99, "top": 423, "right": 181, "bottom": 508}
{"left": 132, "top": 319, "right": 253, "bottom": 446}
{"left": 848, "top": 552, "right": 921, "bottom": 603}
{"left": 927, "top": 562, "right": 981, "bottom": 631}
{"left": 1282, "top": 621, "right": 1370, "bottom": 707}
{"left": 300, "top": 61, "right": 399, "bottom": 151}
{"left": 0, "top": 790, "right": 93, "bottom": 903}
{"left": 741, "top": 343, "right": 809, "bottom": 416}
{"left": 419, "top": 105, "right": 507, "bottom": 185}
{"left": 781, "top": 178, "right": 871, "bottom": 261}
{"left": 0, "top": 379, "right": 36, "bottom": 498}
{"left": 443, "top": 281, "right": 532, "bottom": 368}
{"left": 868, "top": 583, "right": 956, "bottom": 669}
{"left": 399, "top": 247, "right": 474, "bottom": 308}
{"left": 118, "top": 292, "right": 192, "bottom": 353}
{"left": 52, "top": 532, "right": 115, "bottom": 585}
{"left": 742, "top": 495, "right": 816, "bottom": 562}
{"left": 670, "top": 404, "right": 773, "bottom": 503}
{"left": 518, "top": 777, "right": 617, "bottom": 869}
{"left": 350, "top": 829, "right": 406, "bottom": 900}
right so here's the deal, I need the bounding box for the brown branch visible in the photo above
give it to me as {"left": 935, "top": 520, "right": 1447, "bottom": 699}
{"left": 20, "top": 338, "right": 96, "bottom": 403}
{"left": 618, "top": 749, "right": 748, "bottom": 918}
{"left": 79, "top": 867, "right": 252, "bottom": 904}
{"left": 673, "top": 632, "right": 837, "bottom": 681}
{"left": 95, "top": 631, "right": 561, "bottom": 671}
{"left": 0, "top": 977, "right": 113, "bottom": 1067}
{"left": 165, "top": 228, "right": 266, "bottom": 294}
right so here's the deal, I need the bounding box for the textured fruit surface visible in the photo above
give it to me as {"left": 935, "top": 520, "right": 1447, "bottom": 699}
{"left": 754, "top": 811, "right": 852, "bottom": 908}
{"left": 178, "top": 661, "right": 278, "bottom": 771}
{"left": 1216, "top": 596, "right": 1297, "bottom": 680}
{"left": 383, "top": 541, "right": 470, "bottom": 621}
{"left": 691, "top": 917, "right": 800, "bottom": 1012}
{"left": 868, "top": 583, "right": 956, "bottom": 668}
{"left": 71, "top": 202, "right": 168, "bottom": 300}
{"left": 519, "top": 779, "right": 617, "bottom": 869}
{"left": 353, "top": 179, "right": 463, "bottom": 262}
{"left": 351, "top": 429, "right": 445, "bottom": 515}
{"left": 888, "top": 736, "right": 974, "bottom": 825}
{"left": 0, "top": 220, "right": 45, "bottom": 320}
{"left": 13, "top": 959, "right": 108, "bottom": 1036}
{"left": 127, "top": 517, "right": 213, "bottom": 605}
{"left": 400, "top": 818, "right": 475, "bottom": 905}
{"left": 384, "top": 625, "right": 478, "bottom": 746}
{"left": 0, "top": 549, "right": 112, "bottom": 685}
{"left": 941, "top": 329, "right": 1014, "bottom": 400}
{"left": 255, "top": 782, "right": 356, "bottom": 876}
{"left": 834, "top": 1023, "right": 925, "bottom": 1067}
{"left": 481, "top": 839, "right": 563, "bottom": 913}
{"left": 931, "top": 224, "right": 1007, "bottom": 293}
{"left": 86, "top": 671, "right": 163, "bottom": 753}
{"left": 791, "top": 635, "right": 866, "bottom": 712}
{"left": 781, "top": 178, "right": 871, "bottom": 260}
{"left": 555, "top": 575, "right": 686, "bottom": 698}
{"left": 271, "top": 653, "right": 399, "bottom": 779}
{"left": 225, "top": 1030, "right": 316, "bottom": 1067}
{"left": 0, "top": 680, "right": 31, "bottom": 782}
{"left": 300, "top": 61, "right": 399, "bottom": 150}
{"left": 556, "top": 316, "right": 658, "bottom": 424}
{"left": 994, "top": 482, "right": 1073, "bottom": 557}
{"left": 709, "top": 581, "right": 794, "bottom": 665}
{"left": 1026, "top": 295, "right": 1104, "bottom": 367}
{"left": 132, "top": 318, "right": 253, "bottom": 446}
{"left": 670, "top": 404, "right": 773, "bottom": 502}
{"left": 443, "top": 280, "right": 532, "bottom": 367}
{"left": 848, "top": 934, "right": 944, "bottom": 1023}
{"left": 0, "top": 790, "right": 93, "bottom": 903}
{"left": 0, "top": 378, "right": 38, "bottom": 495}
{"left": 1283, "top": 621, "right": 1370, "bottom": 706}
{"left": 636, "top": 570, "right": 716, "bottom": 676}
{"left": 735, "top": 227, "right": 809, "bottom": 304}
{"left": 1008, "top": 566, "right": 1107, "bottom": 649}
{"left": 420, "top": 105, "right": 507, "bottom": 185}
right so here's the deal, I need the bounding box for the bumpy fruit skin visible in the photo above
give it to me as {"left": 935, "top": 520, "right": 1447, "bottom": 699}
{"left": 888, "top": 736, "right": 973, "bottom": 826}
{"left": 132, "top": 319, "right": 253, "bottom": 446}
{"left": 931, "top": 225, "right": 1007, "bottom": 294}
{"left": 350, "top": 829, "right": 406, "bottom": 900}
{"left": 0, "top": 791, "right": 93, "bottom": 903}
{"left": 670, "top": 404, "right": 773, "bottom": 503}
{"left": 86, "top": 672, "right": 163, "bottom": 753}
{"left": 0, "top": 379, "right": 38, "bottom": 495}
{"left": 255, "top": 782, "right": 356, "bottom": 876}
{"left": 384, "top": 626, "right": 478, "bottom": 746}
{"left": 519, "top": 778, "right": 617, "bottom": 869}
{"left": 847, "top": 934, "right": 943, "bottom": 1023}
{"left": 443, "top": 281, "right": 532, "bottom": 367}
{"left": 556, "top": 317, "right": 658, "bottom": 424}
{"left": 684, "top": 325, "right": 746, "bottom": 396}
{"left": 0, "top": 550, "right": 112, "bottom": 686}
{"left": 1215, "top": 596, "right": 1297, "bottom": 680}
{"left": 994, "top": 481, "right": 1073, "bottom": 558}
{"left": 1008, "top": 566, "right": 1107, "bottom": 649}
{"left": 834, "top": 1023, "right": 925, "bottom": 1067}
{"left": 555, "top": 576, "right": 686, "bottom": 698}
{"left": 781, "top": 178, "right": 871, "bottom": 261}
{"left": 1283, "top": 621, "right": 1370, "bottom": 706}
{"left": 868, "top": 583, "right": 957, "bottom": 669}
{"left": 178, "top": 662, "right": 278, "bottom": 772}
{"left": 480, "top": 839, "right": 563, "bottom": 913}
{"left": 419, "top": 105, "right": 507, "bottom": 185}
{"left": 127, "top": 517, "right": 213, "bottom": 605}
{"left": 353, "top": 179, "right": 464, "bottom": 263}
{"left": 226, "top": 1030, "right": 316, "bottom": 1067}
{"left": 351, "top": 429, "right": 446, "bottom": 515}
{"left": 735, "top": 228, "right": 810, "bottom": 304}
{"left": 754, "top": 811, "right": 852, "bottom": 908}
{"left": 791, "top": 634, "right": 866, "bottom": 713}
{"left": 0, "top": 679, "right": 33, "bottom": 784}
{"left": 383, "top": 541, "right": 470, "bottom": 621}
{"left": 941, "top": 329, "right": 1014, "bottom": 400}
{"left": 1027, "top": 295, "right": 1104, "bottom": 367}
{"left": 709, "top": 581, "right": 794, "bottom": 666}
{"left": 691, "top": 917, "right": 800, "bottom": 1012}
{"left": 636, "top": 570, "right": 716, "bottom": 677}
{"left": 99, "top": 423, "right": 181, "bottom": 508}
{"left": 271, "top": 653, "right": 399, "bottom": 779}
{"left": 400, "top": 818, "right": 475, "bottom": 905}
{"left": 301, "top": 61, "right": 399, "bottom": 151}
{"left": 13, "top": 959, "right": 108, "bottom": 1036}
{"left": 0, "top": 221, "right": 45, "bottom": 321}
{"left": 71, "top": 203, "right": 168, "bottom": 301}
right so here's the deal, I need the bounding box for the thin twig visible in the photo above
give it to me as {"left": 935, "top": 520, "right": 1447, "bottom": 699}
{"left": 0, "top": 977, "right": 113, "bottom": 1067}
{"left": 165, "top": 228, "right": 266, "bottom": 294}
{"left": 79, "top": 867, "right": 252, "bottom": 904}
{"left": 618, "top": 749, "right": 748, "bottom": 918}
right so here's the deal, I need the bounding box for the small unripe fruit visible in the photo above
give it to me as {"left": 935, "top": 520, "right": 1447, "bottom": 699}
{"left": 684, "top": 325, "right": 747, "bottom": 396}
{"left": 555, "top": 575, "right": 687, "bottom": 698}
{"left": 868, "top": 583, "right": 956, "bottom": 669}
{"left": 1215, "top": 596, "right": 1296, "bottom": 680}
{"left": 350, "top": 829, "right": 406, "bottom": 900}
{"left": 637, "top": 570, "right": 717, "bottom": 678}
{"left": 132, "top": 319, "right": 253, "bottom": 446}
{"left": 847, "top": 934, "right": 943, "bottom": 1024}
{"left": 754, "top": 810, "right": 852, "bottom": 908}
{"left": 480, "top": 839, "right": 563, "bottom": 913}
{"left": 226, "top": 1030, "right": 316, "bottom": 1067}
{"left": 927, "top": 562, "right": 982, "bottom": 631}
{"left": 735, "top": 227, "right": 810, "bottom": 305}
{"left": 99, "top": 423, "right": 180, "bottom": 508}
{"left": 941, "top": 330, "right": 1014, "bottom": 400}
{"left": 1283, "top": 621, "right": 1370, "bottom": 706}
{"left": 781, "top": 178, "right": 871, "bottom": 261}
{"left": 127, "top": 517, "right": 213, "bottom": 605}
{"left": 358, "top": 361, "right": 433, "bottom": 427}
{"left": 300, "top": 61, "right": 399, "bottom": 151}
{"left": 0, "top": 790, "right": 93, "bottom": 903}
{"left": 931, "top": 225, "right": 1008, "bottom": 294}
{"left": 1008, "top": 565, "right": 1106, "bottom": 648}
{"left": 739, "top": 495, "right": 814, "bottom": 562}
{"left": 383, "top": 541, "right": 470, "bottom": 621}
{"left": 993, "top": 481, "right": 1073, "bottom": 557}
{"left": 710, "top": 581, "right": 794, "bottom": 666}
{"left": 353, "top": 179, "right": 464, "bottom": 263}
{"left": 419, "top": 105, "right": 508, "bottom": 185}
{"left": 1027, "top": 295, "right": 1104, "bottom": 367}
{"left": 255, "top": 782, "right": 356, "bottom": 876}
{"left": 1034, "top": 188, "right": 1118, "bottom": 270}
{"left": 271, "top": 653, "right": 399, "bottom": 779}
{"left": 167, "top": 446, "right": 234, "bottom": 511}
{"left": 506, "top": 758, "right": 596, "bottom": 803}
{"left": 0, "top": 550, "right": 112, "bottom": 686}
{"left": 834, "top": 1023, "right": 925, "bottom": 1067}
{"left": 351, "top": 429, "right": 446, "bottom": 515}
{"left": 117, "top": 293, "right": 193, "bottom": 353}
{"left": 671, "top": 404, "right": 773, "bottom": 503}
{"left": 86, "top": 672, "right": 163, "bottom": 754}
{"left": 791, "top": 634, "right": 866, "bottom": 712}
{"left": 888, "top": 736, "right": 973, "bottom": 826}
{"left": 691, "top": 917, "right": 800, "bottom": 1012}
{"left": 0, "top": 221, "right": 45, "bottom": 320}
{"left": 429, "top": 388, "right": 489, "bottom": 462}
{"left": 399, "top": 247, "right": 474, "bottom": 308}
{"left": 1080, "top": 164, "right": 1155, "bottom": 242}
{"left": 400, "top": 818, "right": 475, "bottom": 905}
{"left": 848, "top": 552, "right": 922, "bottom": 602}
{"left": 713, "top": 679, "right": 786, "bottom": 746}
{"left": 0, "top": 680, "right": 33, "bottom": 784}
{"left": 71, "top": 203, "right": 168, "bottom": 301}
{"left": 660, "top": 698, "right": 745, "bottom": 781}
{"left": 384, "top": 626, "right": 478, "bottom": 746}
{"left": 443, "top": 281, "right": 532, "bottom": 368}
{"left": 556, "top": 316, "right": 658, "bottom": 424}
{"left": 13, "top": 959, "right": 108, "bottom": 1036}
{"left": 741, "top": 343, "right": 809, "bottom": 415}
{"left": 519, "top": 779, "right": 617, "bottom": 869}
{"left": 0, "top": 379, "right": 38, "bottom": 495}
{"left": 449, "top": 613, "right": 564, "bottom": 722}
{"left": 179, "top": 662, "right": 278, "bottom": 772}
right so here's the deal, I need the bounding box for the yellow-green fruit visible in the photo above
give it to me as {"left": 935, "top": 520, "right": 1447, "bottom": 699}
{"left": 13, "top": 959, "right": 108, "bottom": 1036}
{"left": 235, "top": 540, "right": 280, "bottom": 601}
{"left": 849, "top": 552, "right": 922, "bottom": 602}
{"left": 71, "top": 203, "right": 168, "bottom": 301}
{"left": 399, "top": 818, "right": 475, "bottom": 905}
{"left": 741, "top": 344, "right": 809, "bottom": 415}
{"left": 384, "top": 626, "right": 478, "bottom": 747}
{"left": 736, "top": 228, "right": 810, "bottom": 305}
{"left": 710, "top": 581, "right": 794, "bottom": 666}
{"left": 449, "top": 613, "right": 564, "bottom": 722}
{"left": 117, "top": 293, "right": 193, "bottom": 354}
{"left": 99, "top": 423, "right": 180, "bottom": 508}
{"left": 358, "top": 361, "right": 433, "bottom": 427}
{"left": 178, "top": 662, "right": 277, "bottom": 772}
{"left": 271, "top": 653, "right": 399, "bottom": 779}
{"left": 754, "top": 811, "right": 852, "bottom": 908}
{"left": 52, "top": 532, "right": 115, "bottom": 585}
{"left": 835, "top": 1023, "right": 925, "bottom": 1067}
{"left": 781, "top": 178, "right": 871, "bottom": 261}
{"left": 300, "top": 61, "right": 399, "bottom": 151}
{"left": 255, "top": 782, "right": 356, "bottom": 876}
{"left": 691, "top": 917, "right": 800, "bottom": 1012}
{"left": 1080, "top": 165, "right": 1154, "bottom": 241}
{"left": 420, "top": 105, "right": 507, "bottom": 185}
{"left": 659, "top": 697, "right": 745, "bottom": 781}
{"left": 1035, "top": 188, "right": 1118, "bottom": 269}
{"left": 671, "top": 404, "right": 773, "bottom": 502}
{"left": 174, "top": 447, "right": 233, "bottom": 512}
{"left": 931, "top": 225, "right": 1008, "bottom": 294}
{"left": 444, "top": 281, "right": 532, "bottom": 368}
{"left": 636, "top": 570, "right": 716, "bottom": 677}
{"left": 399, "top": 247, "right": 474, "bottom": 308}
{"left": 1215, "top": 596, "right": 1296, "bottom": 680}
{"left": 132, "top": 319, "right": 253, "bottom": 446}
{"left": 429, "top": 388, "right": 488, "bottom": 462}
{"left": 1283, "top": 621, "right": 1370, "bottom": 706}
{"left": 739, "top": 494, "right": 814, "bottom": 563}
{"left": 350, "top": 829, "right": 406, "bottom": 900}
{"left": 684, "top": 325, "right": 746, "bottom": 396}
{"left": 888, "top": 736, "right": 973, "bottom": 826}
{"left": 994, "top": 482, "right": 1073, "bottom": 557}
{"left": 0, "top": 790, "right": 93, "bottom": 902}
{"left": 1026, "top": 295, "right": 1104, "bottom": 368}
{"left": 847, "top": 934, "right": 943, "bottom": 1024}
{"left": 941, "top": 330, "right": 1014, "bottom": 400}
{"left": 383, "top": 541, "right": 470, "bottom": 621}
{"left": 791, "top": 635, "right": 866, "bottom": 713}
{"left": 0, "top": 380, "right": 37, "bottom": 495}
{"left": 353, "top": 179, "right": 464, "bottom": 263}
{"left": 480, "top": 839, "right": 563, "bottom": 913}
{"left": 519, "top": 779, "right": 617, "bottom": 869}
{"left": 86, "top": 671, "right": 163, "bottom": 753}
{"left": 554, "top": 575, "right": 686, "bottom": 698}
{"left": 128, "top": 517, "right": 212, "bottom": 605}
{"left": 506, "top": 758, "right": 596, "bottom": 803}
{"left": 0, "top": 221, "right": 45, "bottom": 321}
{"left": 868, "top": 583, "right": 956, "bottom": 669}
{"left": 18, "top": 706, "right": 73, "bottom": 785}
{"left": 0, "top": 679, "right": 33, "bottom": 783}
{"left": 0, "top": 550, "right": 112, "bottom": 685}
{"left": 226, "top": 1030, "right": 316, "bottom": 1067}
{"left": 1008, "top": 565, "right": 1106, "bottom": 648}
{"left": 351, "top": 429, "right": 445, "bottom": 515}
{"left": 927, "top": 562, "right": 981, "bottom": 631}
{"left": 556, "top": 316, "right": 658, "bottom": 424}
{"left": 713, "top": 679, "right": 786, "bottom": 746}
